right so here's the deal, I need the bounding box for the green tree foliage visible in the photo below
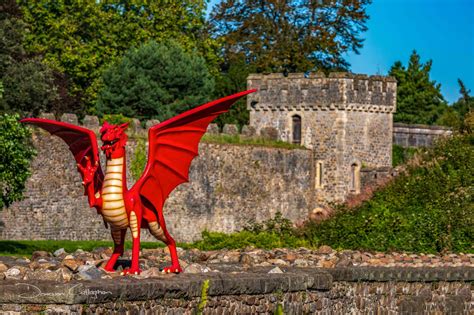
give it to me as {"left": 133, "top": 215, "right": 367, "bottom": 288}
{"left": 0, "top": 1, "right": 59, "bottom": 116}
{"left": 436, "top": 80, "right": 473, "bottom": 130}
{"left": 18, "top": 0, "right": 219, "bottom": 110}
{"left": 97, "top": 40, "right": 214, "bottom": 121}
{"left": 210, "top": 0, "right": 371, "bottom": 73}
{"left": 0, "top": 113, "right": 36, "bottom": 208}
{"left": 210, "top": 0, "right": 370, "bottom": 125}
{"left": 213, "top": 55, "right": 256, "bottom": 128}
{"left": 389, "top": 50, "right": 447, "bottom": 124}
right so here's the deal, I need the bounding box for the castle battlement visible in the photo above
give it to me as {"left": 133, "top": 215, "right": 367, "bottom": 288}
{"left": 247, "top": 72, "right": 397, "bottom": 113}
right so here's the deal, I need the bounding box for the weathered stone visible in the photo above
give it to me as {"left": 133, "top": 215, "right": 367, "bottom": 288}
{"left": 241, "top": 125, "right": 256, "bottom": 137}
{"left": 206, "top": 123, "right": 219, "bottom": 134}
{"left": 39, "top": 113, "right": 55, "bottom": 120}
{"left": 268, "top": 266, "right": 283, "bottom": 274}
{"left": 268, "top": 259, "right": 288, "bottom": 266}
{"left": 31, "top": 251, "right": 50, "bottom": 261}
{"left": 259, "top": 127, "right": 278, "bottom": 140}
{"left": 129, "top": 118, "right": 144, "bottom": 134}
{"left": 317, "top": 245, "right": 334, "bottom": 255}
{"left": 54, "top": 248, "right": 67, "bottom": 257}
{"left": 60, "top": 113, "right": 78, "bottom": 125}
{"left": 83, "top": 115, "right": 100, "bottom": 131}
{"left": 75, "top": 265, "right": 103, "bottom": 280}
{"left": 184, "top": 263, "right": 206, "bottom": 274}
{"left": 5, "top": 268, "right": 21, "bottom": 279}
{"left": 62, "top": 259, "right": 82, "bottom": 272}
{"left": 0, "top": 263, "right": 8, "bottom": 273}
{"left": 145, "top": 119, "right": 160, "bottom": 130}
{"left": 222, "top": 124, "right": 238, "bottom": 135}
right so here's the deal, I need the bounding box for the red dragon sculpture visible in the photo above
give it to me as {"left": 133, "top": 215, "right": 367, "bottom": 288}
{"left": 21, "top": 90, "right": 255, "bottom": 275}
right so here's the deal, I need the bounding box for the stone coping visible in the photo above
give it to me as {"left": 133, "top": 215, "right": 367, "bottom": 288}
{"left": 1, "top": 267, "right": 472, "bottom": 305}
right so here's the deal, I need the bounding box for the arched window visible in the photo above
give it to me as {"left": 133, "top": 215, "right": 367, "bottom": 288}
{"left": 350, "top": 162, "right": 361, "bottom": 194}
{"left": 292, "top": 115, "right": 301, "bottom": 144}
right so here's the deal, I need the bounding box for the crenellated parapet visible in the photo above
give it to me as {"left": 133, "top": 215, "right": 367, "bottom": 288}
{"left": 32, "top": 113, "right": 260, "bottom": 138}
{"left": 247, "top": 72, "right": 397, "bottom": 113}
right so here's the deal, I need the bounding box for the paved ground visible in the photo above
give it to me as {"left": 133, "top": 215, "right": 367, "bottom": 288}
{"left": 1, "top": 246, "right": 473, "bottom": 282}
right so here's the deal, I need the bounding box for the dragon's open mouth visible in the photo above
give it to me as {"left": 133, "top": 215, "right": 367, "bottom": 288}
{"left": 103, "top": 139, "right": 118, "bottom": 146}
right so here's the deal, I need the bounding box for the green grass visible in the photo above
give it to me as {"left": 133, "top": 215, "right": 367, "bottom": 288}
{"left": 201, "top": 134, "right": 305, "bottom": 150}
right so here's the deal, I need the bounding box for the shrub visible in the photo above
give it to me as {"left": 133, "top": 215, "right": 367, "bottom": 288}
{"left": 303, "top": 133, "right": 473, "bottom": 253}
{"left": 0, "top": 113, "right": 36, "bottom": 208}
{"left": 97, "top": 40, "right": 214, "bottom": 121}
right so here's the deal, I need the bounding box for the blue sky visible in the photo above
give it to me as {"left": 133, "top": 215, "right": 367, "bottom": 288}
{"left": 207, "top": 0, "right": 474, "bottom": 103}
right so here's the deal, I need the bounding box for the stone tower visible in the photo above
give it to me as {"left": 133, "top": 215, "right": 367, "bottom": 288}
{"left": 247, "top": 72, "right": 397, "bottom": 204}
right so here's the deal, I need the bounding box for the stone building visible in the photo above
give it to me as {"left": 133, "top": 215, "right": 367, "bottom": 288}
{"left": 247, "top": 72, "right": 397, "bottom": 204}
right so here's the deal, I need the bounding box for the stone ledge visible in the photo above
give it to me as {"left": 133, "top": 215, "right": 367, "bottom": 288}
{"left": 1, "top": 267, "right": 471, "bottom": 305}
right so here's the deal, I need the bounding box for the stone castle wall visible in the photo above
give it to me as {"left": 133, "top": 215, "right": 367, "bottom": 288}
{"left": 247, "top": 72, "right": 396, "bottom": 203}
{"left": 393, "top": 122, "right": 452, "bottom": 147}
{"left": 0, "top": 115, "right": 313, "bottom": 242}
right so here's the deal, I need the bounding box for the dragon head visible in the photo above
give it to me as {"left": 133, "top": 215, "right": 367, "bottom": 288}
{"left": 100, "top": 121, "right": 129, "bottom": 159}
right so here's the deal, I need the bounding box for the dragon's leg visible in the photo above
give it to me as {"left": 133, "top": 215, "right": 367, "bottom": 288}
{"left": 122, "top": 207, "right": 142, "bottom": 275}
{"left": 103, "top": 229, "right": 126, "bottom": 272}
{"left": 155, "top": 210, "right": 182, "bottom": 273}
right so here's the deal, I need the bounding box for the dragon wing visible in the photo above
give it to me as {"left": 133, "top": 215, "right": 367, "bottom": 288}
{"left": 130, "top": 90, "right": 256, "bottom": 210}
{"left": 20, "top": 118, "right": 104, "bottom": 195}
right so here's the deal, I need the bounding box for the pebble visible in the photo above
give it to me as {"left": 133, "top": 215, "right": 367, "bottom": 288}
{"left": 268, "top": 266, "right": 284, "bottom": 274}
{"left": 54, "top": 248, "right": 67, "bottom": 257}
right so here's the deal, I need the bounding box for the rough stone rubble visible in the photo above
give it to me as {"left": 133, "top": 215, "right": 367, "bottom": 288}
{"left": 1, "top": 246, "right": 472, "bottom": 283}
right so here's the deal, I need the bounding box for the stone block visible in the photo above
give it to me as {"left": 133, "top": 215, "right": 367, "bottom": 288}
{"left": 259, "top": 127, "right": 278, "bottom": 141}
{"left": 129, "top": 118, "right": 144, "bottom": 134}
{"left": 241, "top": 125, "right": 256, "bottom": 138}
{"left": 83, "top": 115, "right": 100, "bottom": 130}
{"left": 222, "top": 124, "right": 238, "bottom": 135}
{"left": 145, "top": 119, "right": 160, "bottom": 130}
{"left": 206, "top": 123, "right": 219, "bottom": 134}
{"left": 39, "top": 113, "right": 55, "bottom": 120}
{"left": 60, "top": 113, "right": 78, "bottom": 125}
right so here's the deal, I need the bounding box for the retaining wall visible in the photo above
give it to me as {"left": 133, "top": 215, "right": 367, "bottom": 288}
{"left": 1, "top": 267, "right": 472, "bottom": 314}
{"left": 393, "top": 123, "right": 452, "bottom": 147}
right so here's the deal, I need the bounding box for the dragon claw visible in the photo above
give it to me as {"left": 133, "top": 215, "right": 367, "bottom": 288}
{"left": 121, "top": 268, "right": 142, "bottom": 275}
{"left": 161, "top": 266, "right": 182, "bottom": 274}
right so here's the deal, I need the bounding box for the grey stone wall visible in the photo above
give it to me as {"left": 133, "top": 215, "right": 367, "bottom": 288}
{"left": 0, "top": 123, "right": 312, "bottom": 242}
{"left": 393, "top": 122, "right": 452, "bottom": 147}
{"left": 247, "top": 72, "right": 396, "bottom": 203}
{"left": 1, "top": 267, "right": 472, "bottom": 314}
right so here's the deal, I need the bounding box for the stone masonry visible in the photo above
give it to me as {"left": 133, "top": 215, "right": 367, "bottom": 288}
{"left": 0, "top": 116, "right": 312, "bottom": 242}
{"left": 247, "top": 72, "right": 397, "bottom": 203}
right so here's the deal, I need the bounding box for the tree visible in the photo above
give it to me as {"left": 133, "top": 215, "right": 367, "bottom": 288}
{"left": 210, "top": 0, "right": 371, "bottom": 73}
{"left": 452, "top": 79, "right": 473, "bottom": 119}
{"left": 0, "top": 113, "right": 36, "bottom": 208}
{"left": 1, "top": 59, "right": 58, "bottom": 115}
{"left": 97, "top": 40, "right": 214, "bottom": 122}
{"left": 389, "top": 51, "right": 447, "bottom": 125}
{"left": 0, "top": 1, "right": 59, "bottom": 116}
{"left": 18, "top": 0, "right": 219, "bottom": 110}
{"left": 213, "top": 54, "right": 257, "bottom": 128}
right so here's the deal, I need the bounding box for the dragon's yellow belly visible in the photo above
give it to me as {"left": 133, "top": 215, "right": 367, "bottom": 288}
{"left": 102, "top": 157, "right": 129, "bottom": 229}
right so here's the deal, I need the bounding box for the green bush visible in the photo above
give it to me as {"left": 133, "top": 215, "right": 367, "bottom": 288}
{"left": 392, "top": 144, "right": 419, "bottom": 167}
{"left": 97, "top": 40, "right": 214, "bottom": 121}
{"left": 100, "top": 113, "right": 132, "bottom": 125}
{"left": 0, "top": 113, "right": 36, "bottom": 208}
{"left": 303, "top": 134, "right": 473, "bottom": 253}
{"left": 130, "top": 138, "right": 147, "bottom": 181}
